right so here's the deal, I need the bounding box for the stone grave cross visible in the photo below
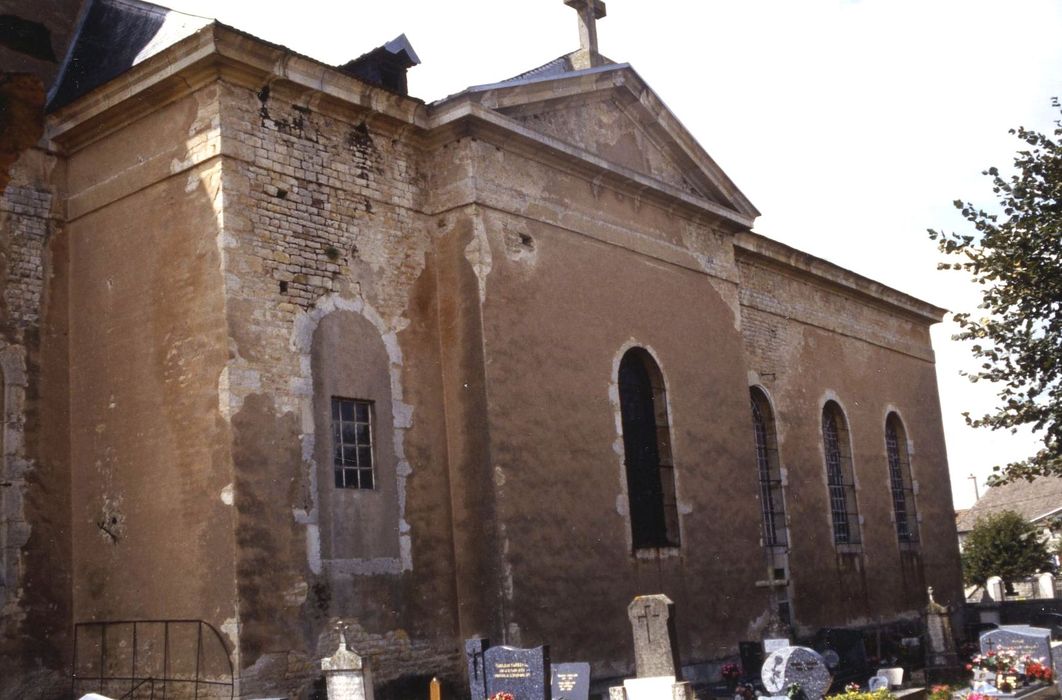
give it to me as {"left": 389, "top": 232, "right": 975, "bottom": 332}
{"left": 636, "top": 603, "right": 660, "bottom": 644}
{"left": 627, "top": 594, "right": 681, "bottom": 679}
{"left": 466, "top": 638, "right": 490, "bottom": 700}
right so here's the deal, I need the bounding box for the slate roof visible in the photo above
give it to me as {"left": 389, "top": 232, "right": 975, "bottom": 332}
{"left": 48, "top": 0, "right": 211, "bottom": 111}
{"left": 502, "top": 50, "right": 617, "bottom": 83}
{"left": 955, "top": 476, "right": 1062, "bottom": 533}
{"left": 48, "top": 0, "right": 423, "bottom": 111}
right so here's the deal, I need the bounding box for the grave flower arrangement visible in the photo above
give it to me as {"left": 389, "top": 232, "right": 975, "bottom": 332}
{"left": 824, "top": 686, "right": 891, "bottom": 700}
{"left": 966, "top": 649, "right": 1037, "bottom": 692}
{"left": 721, "top": 663, "right": 742, "bottom": 681}
{"left": 1024, "top": 660, "right": 1053, "bottom": 683}
{"left": 929, "top": 683, "right": 959, "bottom": 700}
{"left": 967, "top": 649, "right": 1021, "bottom": 674}
{"left": 489, "top": 693, "right": 515, "bottom": 700}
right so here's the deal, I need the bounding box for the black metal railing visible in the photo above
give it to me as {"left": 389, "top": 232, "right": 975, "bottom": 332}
{"left": 71, "top": 619, "right": 234, "bottom": 699}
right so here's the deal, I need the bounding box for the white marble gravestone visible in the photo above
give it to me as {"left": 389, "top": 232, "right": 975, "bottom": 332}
{"left": 760, "top": 647, "right": 832, "bottom": 700}
{"left": 1039, "top": 573, "right": 1056, "bottom": 599}
{"left": 321, "top": 633, "right": 375, "bottom": 700}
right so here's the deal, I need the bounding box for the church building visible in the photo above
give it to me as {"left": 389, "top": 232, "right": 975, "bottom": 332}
{"left": 0, "top": 0, "right": 963, "bottom": 697}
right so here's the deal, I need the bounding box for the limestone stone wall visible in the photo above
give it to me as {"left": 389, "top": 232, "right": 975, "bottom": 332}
{"left": 57, "top": 84, "right": 238, "bottom": 696}
{"left": 0, "top": 140, "right": 71, "bottom": 700}
{"left": 215, "top": 78, "right": 461, "bottom": 696}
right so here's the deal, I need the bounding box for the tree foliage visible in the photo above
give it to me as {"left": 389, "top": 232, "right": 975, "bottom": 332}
{"left": 961, "top": 510, "right": 1056, "bottom": 586}
{"left": 929, "top": 98, "right": 1062, "bottom": 484}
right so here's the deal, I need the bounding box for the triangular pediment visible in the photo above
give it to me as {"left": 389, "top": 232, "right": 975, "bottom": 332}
{"left": 449, "top": 63, "right": 759, "bottom": 223}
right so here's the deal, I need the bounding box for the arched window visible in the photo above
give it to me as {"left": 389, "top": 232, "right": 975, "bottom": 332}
{"left": 885, "top": 413, "right": 918, "bottom": 543}
{"left": 822, "top": 401, "right": 860, "bottom": 545}
{"left": 750, "top": 388, "right": 786, "bottom": 547}
{"left": 619, "top": 348, "right": 679, "bottom": 549}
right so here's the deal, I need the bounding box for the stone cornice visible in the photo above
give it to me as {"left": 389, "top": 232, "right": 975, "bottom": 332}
{"left": 425, "top": 100, "right": 756, "bottom": 231}
{"left": 436, "top": 64, "right": 760, "bottom": 221}
{"left": 45, "top": 22, "right": 429, "bottom": 154}
{"left": 734, "top": 230, "right": 947, "bottom": 325}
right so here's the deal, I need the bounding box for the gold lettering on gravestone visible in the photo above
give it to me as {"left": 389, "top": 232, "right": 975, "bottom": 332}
{"left": 557, "top": 673, "right": 578, "bottom": 692}
{"left": 494, "top": 662, "right": 531, "bottom": 679}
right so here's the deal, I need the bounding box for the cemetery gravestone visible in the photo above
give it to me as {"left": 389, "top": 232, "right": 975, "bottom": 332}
{"left": 627, "top": 594, "right": 682, "bottom": 679}
{"left": 484, "top": 645, "right": 550, "bottom": 700}
{"left": 924, "top": 587, "right": 959, "bottom": 668}
{"left": 551, "top": 663, "right": 590, "bottom": 700}
{"left": 1051, "top": 641, "right": 1062, "bottom": 693}
{"left": 467, "top": 638, "right": 491, "bottom": 700}
{"left": 320, "top": 633, "right": 375, "bottom": 700}
{"left": 764, "top": 639, "right": 790, "bottom": 655}
{"left": 980, "top": 626, "right": 1052, "bottom": 662}
{"left": 761, "top": 647, "right": 832, "bottom": 700}
{"left": 1038, "top": 573, "right": 1056, "bottom": 600}
{"left": 740, "top": 642, "right": 765, "bottom": 680}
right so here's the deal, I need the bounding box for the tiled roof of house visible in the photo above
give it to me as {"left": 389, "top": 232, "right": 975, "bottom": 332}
{"left": 955, "top": 476, "right": 1062, "bottom": 533}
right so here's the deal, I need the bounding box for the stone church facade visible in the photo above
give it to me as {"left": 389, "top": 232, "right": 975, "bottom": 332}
{"left": 1, "top": 0, "right": 962, "bottom": 697}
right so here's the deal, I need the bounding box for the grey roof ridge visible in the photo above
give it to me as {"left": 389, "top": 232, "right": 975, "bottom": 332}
{"left": 452, "top": 60, "right": 631, "bottom": 101}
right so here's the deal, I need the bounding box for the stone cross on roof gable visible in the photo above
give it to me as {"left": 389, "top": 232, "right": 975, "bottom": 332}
{"left": 564, "top": 0, "right": 607, "bottom": 69}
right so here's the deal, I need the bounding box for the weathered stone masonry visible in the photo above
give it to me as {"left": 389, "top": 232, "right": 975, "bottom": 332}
{"left": 1, "top": 11, "right": 964, "bottom": 699}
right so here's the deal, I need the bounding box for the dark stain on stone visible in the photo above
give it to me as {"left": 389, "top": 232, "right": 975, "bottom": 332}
{"left": 0, "top": 73, "right": 45, "bottom": 196}
{"left": 231, "top": 392, "right": 308, "bottom": 668}
{"left": 256, "top": 84, "right": 270, "bottom": 120}
{"left": 346, "top": 122, "right": 374, "bottom": 152}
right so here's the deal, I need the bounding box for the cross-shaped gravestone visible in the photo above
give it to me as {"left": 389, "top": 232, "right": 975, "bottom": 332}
{"left": 563, "top": 0, "right": 607, "bottom": 68}
{"left": 466, "top": 638, "right": 490, "bottom": 700}
{"left": 627, "top": 594, "right": 682, "bottom": 679}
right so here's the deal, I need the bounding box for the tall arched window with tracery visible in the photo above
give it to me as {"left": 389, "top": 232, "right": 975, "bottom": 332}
{"left": 618, "top": 348, "right": 680, "bottom": 550}
{"left": 885, "top": 412, "right": 919, "bottom": 543}
{"left": 750, "top": 387, "right": 786, "bottom": 548}
{"left": 822, "top": 401, "right": 860, "bottom": 545}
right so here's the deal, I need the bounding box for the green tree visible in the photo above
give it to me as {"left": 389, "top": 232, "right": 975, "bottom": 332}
{"left": 961, "top": 510, "right": 1056, "bottom": 587}
{"left": 929, "top": 99, "right": 1062, "bottom": 484}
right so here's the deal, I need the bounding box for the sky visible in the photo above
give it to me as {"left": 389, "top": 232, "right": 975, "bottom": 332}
{"left": 158, "top": 0, "right": 1062, "bottom": 509}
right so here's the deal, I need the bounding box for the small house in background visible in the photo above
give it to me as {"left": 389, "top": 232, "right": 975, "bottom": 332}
{"left": 956, "top": 477, "right": 1062, "bottom": 549}
{"left": 957, "top": 477, "right": 1062, "bottom": 601}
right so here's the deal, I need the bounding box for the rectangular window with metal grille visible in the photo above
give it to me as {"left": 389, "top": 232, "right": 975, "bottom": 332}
{"left": 332, "top": 397, "right": 374, "bottom": 489}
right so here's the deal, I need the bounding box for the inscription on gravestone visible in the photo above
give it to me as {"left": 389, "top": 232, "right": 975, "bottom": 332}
{"left": 980, "top": 627, "right": 1052, "bottom": 662}
{"left": 551, "top": 662, "right": 590, "bottom": 700}
{"left": 761, "top": 647, "right": 832, "bottom": 700}
{"left": 484, "top": 645, "right": 550, "bottom": 700}
{"left": 627, "top": 594, "right": 682, "bottom": 679}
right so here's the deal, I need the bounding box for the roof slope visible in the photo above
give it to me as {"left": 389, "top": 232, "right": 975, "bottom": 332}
{"left": 956, "top": 476, "right": 1062, "bottom": 533}
{"left": 48, "top": 0, "right": 210, "bottom": 110}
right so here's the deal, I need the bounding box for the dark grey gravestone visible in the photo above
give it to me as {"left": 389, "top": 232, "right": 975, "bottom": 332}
{"left": 551, "top": 662, "right": 590, "bottom": 700}
{"left": 484, "top": 645, "right": 550, "bottom": 700}
{"left": 761, "top": 646, "right": 832, "bottom": 700}
{"left": 739, "top": 642, "right": 765, "bottom": 680}
{"left": 980, "top": 626, "right": 1051, "bottom": 662}
{"left": 466, "top": 638, "right": 491, "bottom": 700}
{"left": 627, "top": 594, "right": 682, "bottom": 679}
